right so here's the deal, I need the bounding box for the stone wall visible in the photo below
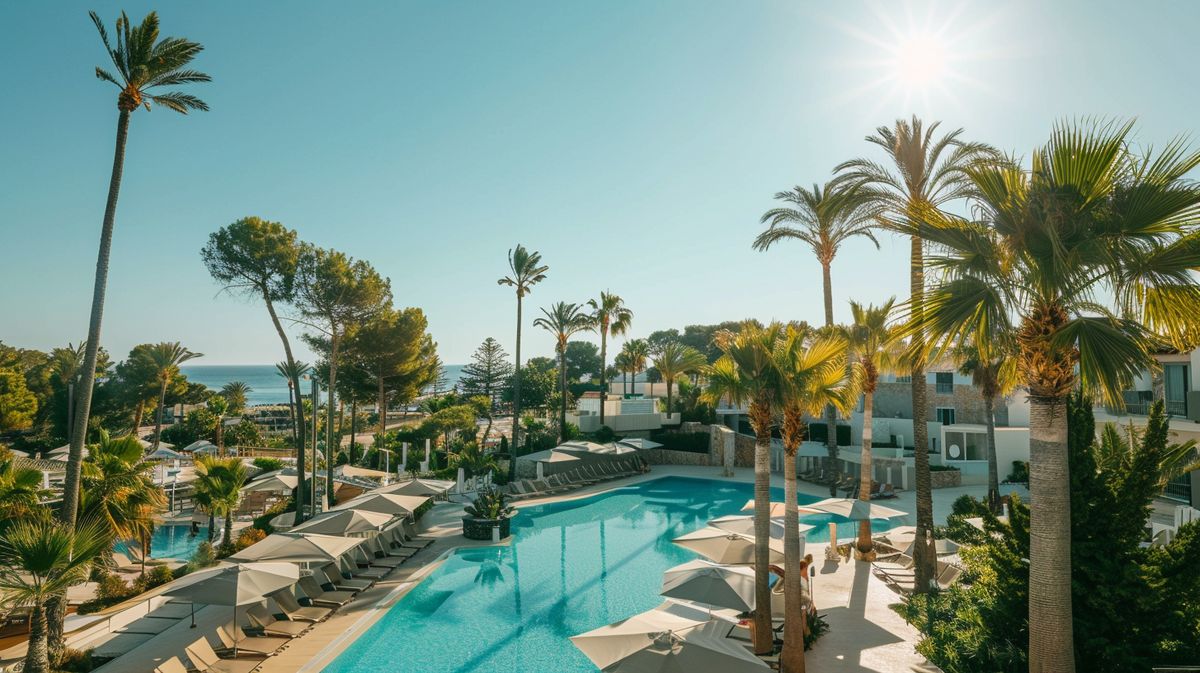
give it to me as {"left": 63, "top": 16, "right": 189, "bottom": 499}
{"left": 734, "top": 432, "right": 756, "bottom": 468}
{"left": 640, "top": 448, "right": 713, "bottom": 466}
{"left": 874, "top": 381, "right": 1011, "bottom": 427}
{"left": 929, "top": 468, "right": 962, "bottom": 489}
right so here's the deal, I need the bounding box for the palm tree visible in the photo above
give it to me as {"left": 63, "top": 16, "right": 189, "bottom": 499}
{"left": 836, "top": 115, "right": 997, "bottom": 590}
{"left": 137, "top": 342, "right": 203, "bottom": 450}
{"left": 776, "top": 327, "right": 856, "bottom": 673}
{"left": 0, "top": 458, "right": 52, "bottom": 527}
{"left": 220, "top": 381, "right": 252, "bottom": 416}
{"left": 80, "top": 431, "right": 166, "bottom": 558}
{"left": 953, "top": 341, "right": 1017, "bottom": 513}
{"left": 911, "top": 120, "right": 1200, "bottom": 672}
{"left": 64, "top": 10, "right": 210, "bottom": 532}
{"left": 756, "top": 182, "right": 881, "bottom": 497}
{"left": 533, "top": 302, "right": 594, "bottom": 441}
{"left": 613, "top": 351, "right": 633, "bottom": 397}
{"left": 844, "top": 299, "right": 900, "bottom": 553}
{"left": 276, "top": 359, "right": 310, "bottom": 521}
{"left": 702, "top": 321, "right": 786, "bottom": 655}
{"left": 651, "top": 342, "right": 706, "bottom": 417}
{"left": 587, "top": 292, "right": 633, "bottom": 426}
{"left": 207, "top": 395, "right": 229, "bottom": 455}
{"left": 497, "top": 245, "right": 548, "bottom": 474}
{"left": 0, "top": 518, "right": 109, "bottom": 673}
{"left": 194, "top": 455, "right": 248, "bottom": 547}
{"left": 623, "top": 339, "right": 650, "bottom": 394}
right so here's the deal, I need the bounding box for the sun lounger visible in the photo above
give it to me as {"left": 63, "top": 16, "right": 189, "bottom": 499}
{"left": 363, "top": 536, "right": 409, "bottom": 567}
{"left": 872, "top": 483, "right": 896, "bottom": 499}
{"left": 269, "top": 590, "right": 333, "bottom": 622}
{"left": 296, "top": 575, "right": 355, "bottom": 608}
{"left": 321, "top": 563, "right": 373, "bottom": 591}
{"left": 401, "top": 519, "right": 436, "bottom": 544}
{"left": 385, "top": 524, "right": 430, "bottom": 551}
{"left": 155, "top": 656, "right": 191, "bottom": 673}
{"left": 245, "top": 604, "right": 309, "bottom": 637}
{"left": 111, "top": 551, "right": 145, "bottom": 575}
{"left": 215, "top": 624, "right": 290, "bottom": 656}
{"left": 888, "top": 564, "right": 962, "bottom": 593}
{"left": 185, "top": 636, "right": 264, "bottom": 673}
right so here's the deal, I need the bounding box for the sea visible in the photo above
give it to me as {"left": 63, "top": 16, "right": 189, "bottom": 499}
{"left": 181, "top": 364, "right": 465, "bottom": 406}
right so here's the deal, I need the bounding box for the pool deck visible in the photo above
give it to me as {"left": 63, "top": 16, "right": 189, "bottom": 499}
{"left": 254, "top": 464, "right": 1015, "bottom": 673}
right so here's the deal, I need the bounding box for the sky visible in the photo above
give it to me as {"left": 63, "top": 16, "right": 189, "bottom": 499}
{"left": 2, "top": 1, "right": 1198, "bottom": 366}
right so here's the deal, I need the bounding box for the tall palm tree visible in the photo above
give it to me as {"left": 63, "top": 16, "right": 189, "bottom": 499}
{"left": 756, "top": 182, "right": 881, "bottom": 497}
{"left": 497, "top": 245, "right": 548, "bottom": 474}
{"left": 206, "top": 395, "right": 229, "bottom": 455}
{"left": 844, "top": 299, "right": 900, "bottom": 553}
{"left": 623, "top": 339, "right": 650, "bottom": 394}
{"left": 65, "top": 10, "right": 210, "bottom": 531}
{"left": 836, "top": 116, "right": 997, "bottom": 590}
{"left": 0, "top": 458, "right": 52, "bottom": 528}
{"left": 80, "top": 431, "right": 166, "bottom": 555}
{"left": 137, "top": 342, "right": 203, "bottom": 450}
{"left": 0, "top": 518, "right": 109, "bottom": 673}
{"left": 953, "top": 341, "right": 1017, "bottom": 513}
{"left": 587, "top": 292, "right": 633, "bottom": 426}
{"left": 220, "top": 381, "right": 252, "bottom": 416}
{"left": 650, "top": 342, "right": 706, "bottom": 416}
{"left": 533, "top": 302, "right": 594, "bottom": 441}
{"left": 194, "top": 455, "right": 248, "bottom": 546}
{"left": 702, "top": 321, "right": 785, "bottom": 655}
{"left": 276, "top": 360, "right": 310, "bottom": 521}
{"left": 911, "top": 120, "right": 1200, "bottom": 672}
{"left": 613, "top": 351, "right": 633, "bottom": 397}
{"left": 776, "top": 326, "right": 856, "bottom": 673}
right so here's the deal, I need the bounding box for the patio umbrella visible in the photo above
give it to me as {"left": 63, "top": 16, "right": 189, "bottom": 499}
{"left": 738, "top": 500, "right": 791, "bottom": 518}
{"left": 146, "top": 446, "right": 185, "bottom": 461}
{"left": 226, "top": 532, "right": 364, "bottom": 565}
{"left": 163, "top": 562, "right": 298, "bottom": 656}
{"left": 290, "top": 508, "right": 394, "bottom": 536}
{"left": 242, "top": 474, "right": 299, "bottom": 493}
{"left": 183, "top": 440, "right": 219, "bottom": 454}
{"left": 802, "top": 497, "right": 907, "bottom": 521}
{"left": 618, "top": 438, "right": 663, "bottom": 450}
{"left": 333, "top": 492, "right": 430, "bottom": 517}
{"left": 660, "top": 559, "right": 757, "bottom": 612}
{"left": 377, "top": 478, "right": 455, "bottom": 497}
{"left": 570, "top": 605, "right": 769, "bottom": 673}
{"left": 672, "top": 527, "right": 785, "bottom": 564}
{"left": 535, "top": 451, "right": 580, "bottom": 464}
{"left": 709, "top": 514, "right": 815, "bottom": 540}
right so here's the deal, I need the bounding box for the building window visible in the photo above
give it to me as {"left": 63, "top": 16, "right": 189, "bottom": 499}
{"left": 1165, "top": 363, "right": 1189, "bottom": 417}
{"left": 935, "top": 407, "right": 956, "bottom": 425}
{"left": 895, "top": 374, "right": 912, "bottom": 384}
{"left": 1164, "top": 472, "right": 1193, "bottom": 503}
{"left": 935, "top": 372, "right": 954, "bottom": 394}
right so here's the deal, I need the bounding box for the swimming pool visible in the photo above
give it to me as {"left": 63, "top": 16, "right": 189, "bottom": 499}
{"left": 321, "top": 476, "right": 902, "bottom": 673}
{"left": 115, "top": 524, "right": 210, "bottom": 560}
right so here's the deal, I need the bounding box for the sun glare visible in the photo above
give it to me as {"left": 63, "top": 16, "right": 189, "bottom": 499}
{"left": 892, "top": 34, "right": 948, "bottom": 89}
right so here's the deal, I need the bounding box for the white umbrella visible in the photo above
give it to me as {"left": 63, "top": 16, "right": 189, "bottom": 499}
{"left": 163, "top": 562, "right": 298, "bottom": 656}
{"left": 336, "top": 464, "right": 392, "bottom": 479}
{"left": 242, "top": 474, "right": 299, "bottom": 493}
{"left": 183, "top": 440, "right": 219, "bottom": 454}
{"left": 226, "top": 533, "right": 364, "bottom": 565}
{"left": 660, "top": 560, "right": 757, "bottom": 612}
{"left": 333, "top": 492, "right": 430, "bottom": 517}
{"left": 535, "top": 450, "right": 580, "bottom": 464}
{"left": 618, "top": 438, "right": 663, "bottom": 450}
{"left": 145, "top": 446, "right": 185, "bottom": 461}
{"left": 570, "top": 605, "right": 768, "bottom": 673}
{"left": 803, "top": 497, "right": 907, "bottom": 521}
{"left": 739, "top": 500, "right": 790, "bottom": 518}
{"left": 710, "top": 514, "right": 815, "bottom": 540}
{"left": 673, "top": 527, "right": 785, "bottom": 565}
{"left": 291, "top": 508, "right": 394, "bottom": 536}
{"left": 377, "top": 478, "right": 455, "bottom": 497}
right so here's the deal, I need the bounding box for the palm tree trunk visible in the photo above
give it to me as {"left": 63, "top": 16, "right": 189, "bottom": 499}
{"left": 509, "top": 295, "right": 523, "bottom": 481}
{"left": 599, "top": 327, "right": 608, "bottom": 425}
{"left": 225, "top": 512, "right": 234, "bottom": 548}
{"left": 326, "top": 333, "right": 340, "bottom": 507}
{"left": 24, "top": 601, "right": 49, "bottom": 673}
{"left": 984, "top": 392, "right": 1001, "bottom": 513}
{"left": 749, "top": 399, "right": 773, "bottom": 656}
{"left": 132, "top": 399, "right": 145, "bottom": 435}
{"left": 1028, "top": 395, "right": 1075, "bottom": 673}
{"left": 263, "top": 297, "right": 306, "bottom": 524}
{"left": 559, "top": 347, "right": 568, "bottom": 441}
{"left": 216, "top": 417, "right": 224, "bottom": 456}
{"left": 857, "top": 392, "right": 875, "bottom": 554}
{"left": 909, "top": 234, "right": 936, "bottom": 592}
{"left": 349, "top": 398, "right": 358, "bottom": 464}
{"left": 208, "top": 512, "right": 215, "bottom": 542}
{"left": 45, "top": 597, "right": 65, "bottom": 669}
{"left": 781, "top": 449, "right": 806, "bottom": 673}
{"left": 153, "top": 378, "right": 168, "bottom": 450}
{"left": 820, "top": 260, "right": 839, "bottom": 496}
{"left": 378, "top": 374, "right": 387, "bottom": 435}
{"left": 63, "top": 109, "right": 131, "bottom": 530}
{"left": 666, "top": 379, "right": 674, "bottom": 418}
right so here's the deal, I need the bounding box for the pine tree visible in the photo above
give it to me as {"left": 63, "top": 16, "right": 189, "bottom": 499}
{"left": 460, "top": 338, "right": 514, "bottom": 408}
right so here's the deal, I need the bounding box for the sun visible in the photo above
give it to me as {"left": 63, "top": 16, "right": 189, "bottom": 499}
{"left": 892, "top": 33, "right": 949, "bottom": 90}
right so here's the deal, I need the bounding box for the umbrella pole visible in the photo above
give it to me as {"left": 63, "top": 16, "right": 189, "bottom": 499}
{"left": 233, "top": 604, "right": 238, "bottom": 657}
{"left": 189, "top": 602, "right": 195, "bottom": 628}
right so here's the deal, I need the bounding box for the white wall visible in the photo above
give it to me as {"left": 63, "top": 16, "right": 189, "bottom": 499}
{"left": 1005, "top": 390, "right": 1031, "bottom": 428}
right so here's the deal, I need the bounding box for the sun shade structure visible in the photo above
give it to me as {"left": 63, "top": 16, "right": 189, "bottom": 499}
{"left": 226, "top": 533, "right": 363, "bottom": 565}
{"left": 242, "top": 473, "right": 299, "bottom": 493}
{"left": 536, "top": 450, "right": 581, "bottom": 464}
{"left": 802, "top": 497, "right": 907, "bottom": 521}
{"left": 672, "top": 527, "right": 786, "bottom": 564}
{"left": 290, "top": 508, "right": 394, "bottom": 536}
{"left": 738, "top": 500, "right": 791, "bottom": 518}
{"left": 333, "top": 492, "right": 431, "bottom": 517}
{"left": 336, "top": 464, "right": 393, "bottom": 479}
{"left": 182, "top": 440, "right": 219, "bottom": 454}
{"left": 570, "top": 604, "right": 769, "bottom": 673}
{"left": 145, "top": 446, "right": 185, "bottom": 461}
{"left": 709, "top": 514, "right": 815, "bottom": 540}
{"left": 377, "top": 478, "right": 455, "bottom": 497}
{"left": 660, "top": 559, "right": 757, "bottom": 612}
{"left": 163, "top": 562, "right": 299, "bottom": 656}
{"left": 618, "top": 438, "right": 663, "bottom": 450}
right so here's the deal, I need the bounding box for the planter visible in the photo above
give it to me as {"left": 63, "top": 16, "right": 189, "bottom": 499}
{"left": 462, "top": 516, "right": 511, "bottom": 541}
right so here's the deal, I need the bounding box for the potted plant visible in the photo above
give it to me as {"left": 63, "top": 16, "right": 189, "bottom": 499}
{"left": 461, "top": 487, "right": 515, "bottom": 540}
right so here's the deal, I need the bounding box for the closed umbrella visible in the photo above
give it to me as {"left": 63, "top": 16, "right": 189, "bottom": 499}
{"left": 570, "top": 605, "right": 768, "bottom": 673}
{"left": 291, "top": 508, "right": 394, "bottom": 536}
{"left": 672, "top": 527, "right": 785, "bottom": 565}
{"left": 660, "top": 560, "right": 757, "bottom": 612}
{"left": 163, "top": 562, "right": 298, "bottom": 656}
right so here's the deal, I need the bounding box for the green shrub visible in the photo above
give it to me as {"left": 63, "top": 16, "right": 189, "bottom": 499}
{"left": 1005, "top": 460, "right": 1029, "bottom": 483}
{"left": 94, "top": 572, "right": 131, "bottom": 602}
{"left": 251, "top": 497, "right": 293, "bottom": 535}
{"left": 57, "top": 648, "right": 96, "bottom": 673}
{"left": 561, "top": 422, "right": 582, "bottom": 441}
{"left": 804, "top": 613, "right": 830, "bottom": 650}
{"left": 133, "top": 565, "right": 175, "bottom": 592}
{"left": 591, "top": 426, "right": 617, "bottom": 443}
{"left": 464, "top": 487, "right": 514, "bottom": 521}
{"left": 235, "top": 526, "right": 268, "bottom": 550}
{"left": 252, "top": 457, "right": 285, "bottom": 472}
{"left": 190, "top": 541, "right": 216, "bottom": 568}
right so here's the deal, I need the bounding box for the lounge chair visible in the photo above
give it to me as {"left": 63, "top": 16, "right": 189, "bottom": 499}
{"left": 321, "top": 563, "right": 373, "bottom": 591}
{"left": 384, "top": 525, "right": 428, "bottom": 551}
{"left": 215, "top": 624, "right": 290, "bottom": 656}
{"left": 871, "top": 554, "right": 915, "bottom": 580}
{"left": 155, "top": 656, "right": 190, "bottom": 673}
{"left": 889, "top": 564, "right": 962, "bottom": 593}
{"left": 363, "top": 536, "right": 409, "bottom": 567}
{"left": 185, "top": 636, "right": 264, "bottom": 673}
{"left": 111, "top": 551, "right": 145, "bottom": 575}
{"left": 269, "top": 590, "right": 333, "bottom": 622}
{"left": 296, "top": 575, "right": 355, "bottom": 608}
{"left": 872, "top": 483, "right": 896, "bottom": 499}
{"left": 245, "top": 604, "right": 309, "bottom": 637}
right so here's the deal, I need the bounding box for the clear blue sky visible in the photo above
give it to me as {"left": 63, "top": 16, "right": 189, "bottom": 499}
{"left": 2, "top": 1, "right": 1196, "bottom": 365}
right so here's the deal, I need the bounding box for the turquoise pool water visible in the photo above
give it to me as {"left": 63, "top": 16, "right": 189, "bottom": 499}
{"left": 115, "top": 524, "right": 209, "bottom": 560}
{"left": 321, "top": 476, "right": 900, "bottom": 673}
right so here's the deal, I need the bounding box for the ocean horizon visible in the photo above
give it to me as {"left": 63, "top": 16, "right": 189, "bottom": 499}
{"left": 181, "top": 364, "right": 465, "bottom": 405}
